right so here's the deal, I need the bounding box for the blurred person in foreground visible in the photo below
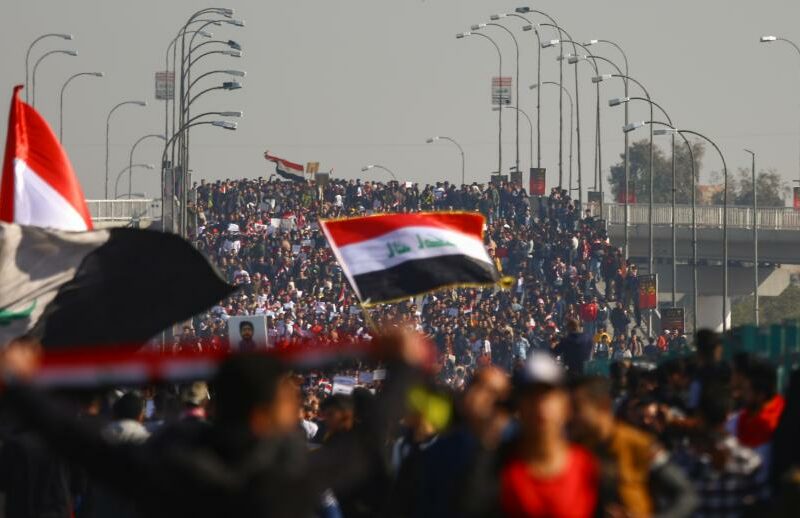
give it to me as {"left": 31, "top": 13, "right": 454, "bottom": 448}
{"left": 673, "top": 384, "right": 764, "bottom": 518}
{"left": 500, "top": 352, "right": 600, "bottom": 518}
{"left": 0, "top": 331, "right": 428, "bottom": 518}
{"left": 570, "top": 376, "right": 698, "bottom": 518}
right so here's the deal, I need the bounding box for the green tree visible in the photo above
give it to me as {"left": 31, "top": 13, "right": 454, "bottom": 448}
{"left": 732, "top": 284, "right": 800, "bottom": 326}
{"left": 710, "top": 168, "right": 788, "bottom": 207}
{"left": 608, "top": 139, "right": 705, "bottom": 204}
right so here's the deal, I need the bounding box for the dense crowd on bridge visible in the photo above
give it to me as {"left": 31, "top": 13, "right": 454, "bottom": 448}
{"left": 182, "top": 175, "right": 691, "bottom": 373}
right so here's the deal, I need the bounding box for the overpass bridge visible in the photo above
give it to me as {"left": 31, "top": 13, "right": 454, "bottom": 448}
{"left": 592, "top": 202, "right": 800, "bottom": 331}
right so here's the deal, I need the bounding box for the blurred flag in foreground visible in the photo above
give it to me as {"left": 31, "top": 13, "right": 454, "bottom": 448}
{"left": 320, "top": 212, "right": 501, "bottom": 305}
{"left": 1, "top": 85, "right": 92, "bottom": 231}
{"left": 0, "top": 222, "right": 234, "bottom": 349}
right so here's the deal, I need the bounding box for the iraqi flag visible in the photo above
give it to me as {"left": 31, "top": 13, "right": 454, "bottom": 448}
{"left": 0, "top": 221, "right": 234, "bottom": 349}
{"left": 320, "top": 212, "right": 501, "bottom": 305}
{"left": 265, "top": 151, "right": 305, "bottom": 183}
{"left": 1, "top": 85, "right": 92, "bottom": 231}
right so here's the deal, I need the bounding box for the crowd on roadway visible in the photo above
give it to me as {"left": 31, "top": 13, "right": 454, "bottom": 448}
{"left": 181, "top": 175, "right": 689, "bottom": 376}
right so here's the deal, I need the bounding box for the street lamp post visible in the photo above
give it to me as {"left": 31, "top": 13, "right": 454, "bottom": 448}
{"left": 625, "top": 120, "right": 698, "bottom": 332}
{"left": 24, "top": 33, "right": 73, "bottom": 104}
{"left": 587, "top": 39, "right": 630, "bottom": 224}
{"left": 161, "top": 119, "right": 237, "bottom": 235}
{"left": 59, "top": 71, "right": 103, "bottom": 143}
{"left": 656, "top": 128, "right": 729, "bottom": 332}
{"left": 616, "top": 97, "right": 677, "bottom": 306}
{"left": 595, "top": 74, "right": 653, "bottom": 268}
{"left": 31, "top": 49, "right": 77, "bottom": 108}
{"left": 361, "top": 164, "right": 398, "bottom": 182}
{"left": 114, "top": 164, "right": 155, "bottom": 199}
{"left": 566, "top": 50, "right": 602, "bottom": 207}
{"left": 532, "top": 82, "right": 574, "bottom": 190}
{"left": 496, "top": 105, "right": 534, "bottom": 173}
{"left": 760, "top": 35, "right": 800, "bottom": 185}
{"left": 129, "top": 134, "right": 167, "bottom": 199}
{"left": 474, "top": 23, "right": 521, "bottom": 176}
{"left": 494, "top": 13, "right": 542, "bottom": 168}
{"left": 541, "top": 29, "right": 582, "bottom": 204}
{"left": 457, "top": 31, "right": 503, "bottom": 177}
{"left": 106, "top": 100, "right": 147, "bottom": 199}
{"left": 426, "top": 137, "right": 465, "bottom": 185}
{"left": 516, "top": 7, "right": 565, "bottom": 185}
{"left": 744, "top": 149, "right": 758, "bottom": 326}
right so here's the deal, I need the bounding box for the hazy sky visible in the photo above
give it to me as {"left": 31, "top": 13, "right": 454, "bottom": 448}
{"left": 2, "top": 0, "right": 800, "bottom": 203}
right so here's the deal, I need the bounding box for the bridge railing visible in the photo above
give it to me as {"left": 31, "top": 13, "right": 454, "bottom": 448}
{"left": 596, "top": 203, "right": 800, "bottom": 230}
{"left": 86, "top": 199, "right": 158, "bottom": 222}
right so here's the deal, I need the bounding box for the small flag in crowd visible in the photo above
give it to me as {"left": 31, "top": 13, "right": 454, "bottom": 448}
{"left": 320, "top": 212, "right": 501, "bottom": 305}
{"left": 0, "top": 222, "right": 234, "bottom": 349}
{"left": 1, "top": 85, "right": 92, "bottom": 231}
{"left": 265, "top": 151, "right": 305, "bottom": 183}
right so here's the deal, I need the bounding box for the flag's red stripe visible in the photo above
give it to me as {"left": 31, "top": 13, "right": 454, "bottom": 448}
{"left": 320, "top": 212, "right": 485, "bottom": 247}
{"left": 0, "top": 85, "right": 92, "bottom": 229}
{"left": 265, "top": 153, "right": 304, "bottom": 172}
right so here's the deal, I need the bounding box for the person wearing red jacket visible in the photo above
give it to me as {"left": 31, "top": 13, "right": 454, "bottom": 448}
{"left": 579, "top": 297, "right": 599, "bottom": 338}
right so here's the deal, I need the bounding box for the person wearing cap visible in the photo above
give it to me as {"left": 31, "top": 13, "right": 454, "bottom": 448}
{"left": 500, "top": 353, "right": 600, "bottom": 518}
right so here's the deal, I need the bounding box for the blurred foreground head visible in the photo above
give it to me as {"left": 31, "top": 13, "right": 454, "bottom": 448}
{"left": 514, "top": 353, "right": 569, "bottom": 440}
{"left": 213, "top": 354, "right": 297, "bottom": 436}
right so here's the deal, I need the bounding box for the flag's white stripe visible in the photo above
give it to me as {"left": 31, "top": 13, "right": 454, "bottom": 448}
{"left": 337, "top": 225, "right": 491, "bottom": 277}
{"left": 13, "top": 158, "right": 89, "bottom": 231}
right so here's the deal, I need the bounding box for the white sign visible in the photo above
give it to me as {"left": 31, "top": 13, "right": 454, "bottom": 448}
{"left": 492, "top": 76, "right": 512, "bottom": 105}
{"left": 228, "top": 315, "right": 270, "bottom": 351}
{"left": 155, "top": 71, "right": 175, "bottom": 101}
{"left": 332, "top": 375, "right": 357, "bottom": 395}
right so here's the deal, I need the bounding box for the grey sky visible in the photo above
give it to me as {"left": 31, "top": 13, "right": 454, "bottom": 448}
{"left": 2, "top": 0, "right": 800, "bottom": 203}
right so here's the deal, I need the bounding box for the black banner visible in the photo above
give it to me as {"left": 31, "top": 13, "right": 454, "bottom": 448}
{"left": 661, "top": 307, "right": 685, "bottom": 335}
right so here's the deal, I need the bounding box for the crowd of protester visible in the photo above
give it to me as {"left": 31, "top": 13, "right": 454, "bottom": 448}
{"left": 1, "top": 175, "right": 798, "bottom": 518}
{"left": 182, "top": 176, "right": 689, "bottom": 375}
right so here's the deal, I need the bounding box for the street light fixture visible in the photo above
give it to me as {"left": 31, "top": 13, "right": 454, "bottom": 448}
{"left": 655, "top": 127, "right": 730, "bottom": 332}
{"left": 106, "top": 100, "right": 148, "bottom": 199}
{"left": 361, "top": 164, "right": 398, "bottom": 182}
{"left": 31, "top": 49, "right": 77, "bottom": 107}
{"left": 609, "top": 97, "right": 630, "bottom": 107}
{"left": 426, "top": 136, "right": 466, "bottom": 185}
{"left": 115, "top": 163, "right": 155, "bottom": 199}
{"left": 25, "top": 33, "right": 73, "bottom": 103}
{"left": 128, "top": 134, "right": 167, "bottom": 200}
{"left": 59, "top": 71, "right": 103, "bottom": 143}
{"left": 759, "top": 34, "right": 800, "bottom": 185}
{"left": 457, "top": 30, "right": 503, "bottom": 177}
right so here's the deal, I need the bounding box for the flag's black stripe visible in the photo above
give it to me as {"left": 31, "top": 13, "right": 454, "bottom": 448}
{"left": 352, "top": 254, "right": 499, "bottom": 303}
{"left": 275, "top": 168, "right": 305, "bottom": 183}
{"left": 32, "top": 228, "right": 235, "bottom": 348}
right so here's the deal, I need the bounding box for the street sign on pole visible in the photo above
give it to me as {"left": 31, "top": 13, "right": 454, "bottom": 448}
{"left": 638, "top": 274, "right": 659, "bottom": 310}
{"left": 529, "top": 168, "right": 546, "bottom": 196}
{"left": 661, "top": 307, "right": 685, "bottom": 334}
{"left": 155, "top": 71, "right": 174, "bottom": 101}
{"left": 492, "top": 76, "right": 512, "bottom": 105}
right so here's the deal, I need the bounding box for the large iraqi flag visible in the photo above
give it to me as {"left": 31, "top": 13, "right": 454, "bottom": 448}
{"left": 1, "top": 85, "right": 92, "bottom": 231}
{"left": 320, "top": 212, "right": 501, "bottom": 305}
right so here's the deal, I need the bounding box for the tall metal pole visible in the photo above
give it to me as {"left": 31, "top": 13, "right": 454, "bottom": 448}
{"left": 460, "top": 32, "right": 503, "bottom": 176}
{"left": 106, "top": 101, "right": 146, "bottom": 200}
{"left": 32, "top": 49, "right": 77, "bottom": 108}
{"left": 130, "top": 134, "right": 167, "bottom": 199}
{"left": 745, "top": 149, "right": 758, "bottom": 325}
{"left": 484, "top": 23, "right": 520, "bottom": 175}
{"left": 680, "top": 130, "right": 728, "bottom": 332}
{"left": 25, "top": 33, "right": 72, "bottom": 104}
{"left": 59, "top": 72, "right": 102, "bottom": 143}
